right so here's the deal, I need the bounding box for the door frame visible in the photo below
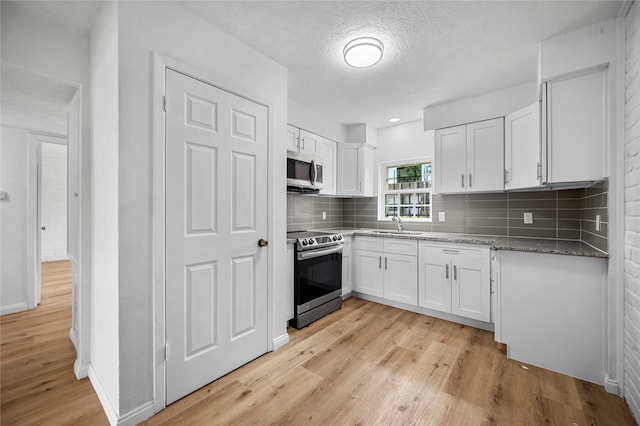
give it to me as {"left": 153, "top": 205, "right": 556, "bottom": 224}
{"left": 151, "top": 53, "right": 274, "bottom": 411}
{"left": 27, "top": 132, "right": 68, "bottom": 310}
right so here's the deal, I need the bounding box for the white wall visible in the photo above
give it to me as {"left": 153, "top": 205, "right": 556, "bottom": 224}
{"left": 89, "top": 1, "right": 120, "bottom": 420}
{"left": 376, "top": 120, "right": 433, "bottom": 164}
{"left": 288, "top": 98, "right": 346, "bottom": 142}
{"left": 0, "top": 126, "right": 29, "bottom": 314}
{"left": 624, "top": 2, "right": 640, "bottom": 421}
{"left": 40, "top": 143, "right": 68, "bottom": 262}
{"left": 423, "top": 81, "right": 536, "bottom": 130}
{"left": 1, "top": 0, "right": 92, "bottom": 376}
{"left": 115, "top": 1, "right": 288, "bottom": 419}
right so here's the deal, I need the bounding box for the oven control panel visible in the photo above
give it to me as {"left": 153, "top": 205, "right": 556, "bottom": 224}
{"left": 296, "top": 233, "right": 343, "bottom": 251}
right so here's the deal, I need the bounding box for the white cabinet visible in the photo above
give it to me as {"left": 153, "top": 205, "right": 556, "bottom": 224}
{"left": 434, "top": 118, "right": 504, "bottom": 194}
{"left": 418, "top": 242, "right": 490, "bottom": 323}
{"left": 354, "top": 237, "right": 417, "bottom": 305}
{"left": 287, "top": 125, "right": 318, "bottom": 155}
{"left": 504, "top": 103, "right": 542, "bottom": 190}
{"left": 338, "top": 143, "right": 376, "bottom": 197}
{"left": 287, "top": 125, "right": 338, "bottom": 195}
{"left": 341, "top": 236, "right": 353, "bottom": 296}
{"left": 317, "top": 137, "right": 337, "bottom": 195}
{"left": 542, "top": 68, "right": 607, "bottom": 184}
{"left": 499, "top": 250, "right": 605, "bottom": 384}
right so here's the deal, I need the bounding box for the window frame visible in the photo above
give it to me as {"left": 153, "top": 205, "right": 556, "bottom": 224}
{"left": 377, "top": 156, "right": 433, "bottom": 222}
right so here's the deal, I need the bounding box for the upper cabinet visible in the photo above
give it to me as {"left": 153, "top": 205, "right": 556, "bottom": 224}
{"left": 541, "top": 68, "right": 607, "bottom": 185}
{"left": 338, "top": 143, "right": 376, "bottom": 197}
{"left": 504, "top": 103, "right": 541, "bottom": 191}
{"left": 287, "top": 124, "right": 338, "bottom": 195}
{"left": 434, "top": 117, "right": 504, "bottom": 194}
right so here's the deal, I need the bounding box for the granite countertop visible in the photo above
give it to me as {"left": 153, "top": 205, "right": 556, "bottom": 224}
{"left": 287, "top": 228, "right": 608, "bottom": 258}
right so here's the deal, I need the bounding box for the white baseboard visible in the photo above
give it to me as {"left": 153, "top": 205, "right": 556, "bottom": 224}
{"left": 89, "top": 365, "right": 119, "bottom": 426}
{"left": 273, "top": 332, "right": 289, "bottom": 350}
{"left": 117, "top": 401, "right": 155, "bottom": 426}
{"left": 605, "top": 375, "right": 620, "bottom": 395}
{"left": 0, "top": 302, "right": 29, "bottom": 315}
{"left": 74, "top": 358, "right": 89, "bottom": 379}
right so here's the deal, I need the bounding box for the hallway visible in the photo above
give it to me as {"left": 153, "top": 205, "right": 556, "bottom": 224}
{"left": 0, "top": 261, "right": 107, "bottom": 424}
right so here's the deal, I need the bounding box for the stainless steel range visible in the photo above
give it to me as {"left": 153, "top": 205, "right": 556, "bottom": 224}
{"left": 288, "top": 231, "right": 344, "bottom": 329}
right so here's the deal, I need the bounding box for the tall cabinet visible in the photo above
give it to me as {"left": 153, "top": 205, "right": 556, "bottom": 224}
{"left": 338, "top": 143, "right": 376, "bottom": 197}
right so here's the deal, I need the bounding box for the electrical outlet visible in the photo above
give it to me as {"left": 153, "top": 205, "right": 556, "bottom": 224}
{"left": 596, "top": 214, "right": 601, "bottom": 231}
{"left": 438, "top": 211, "right": 446, "bottom": 222}
{"left": 322, "top": 211, "right": 326, "bottom": 220}
{"left": 524, "top": 212, "right": 533, "bottom": 224}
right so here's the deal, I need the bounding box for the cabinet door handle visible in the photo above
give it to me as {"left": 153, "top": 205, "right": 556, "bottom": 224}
{"left": 454, "top": 265, "right": 457, "bottom": 281}
{"left": 461, "top": 174, "right": 465, "bottom": 188}
{"left": 445, "top": 264, "right": 449, "bottom": 280}
{"left": 504, "top": 169, "right": 509, "bottom": 184}
{"left": 536, "top": 162, "right": 542, "bottom": 180}
{"left": 468, "top": 173, "right": 472, "bottom": 188}
{"left": 379, "top": 256, "right": 382, "bottom": 269}
{"left": 385, "top": 257, "right": 388, "bottom": 270}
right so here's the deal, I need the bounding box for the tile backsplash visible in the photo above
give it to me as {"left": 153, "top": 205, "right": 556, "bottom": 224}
{"left": 288, "top": 181, "right": 608, "bottom": 252}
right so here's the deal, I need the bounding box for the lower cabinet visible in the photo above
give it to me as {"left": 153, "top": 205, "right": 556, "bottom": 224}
{"left": 418, "top": 242, "right": 490, "bottom": 322}
{"left": 341, "top": 236, "right": 353, "bottom": 296}
{"left": 354, "top": 237, "right": 417, "bottom": 305}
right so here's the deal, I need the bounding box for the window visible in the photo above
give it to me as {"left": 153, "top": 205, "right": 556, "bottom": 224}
{"left": 378, "top": 157, "right": 432, "bottom": 222}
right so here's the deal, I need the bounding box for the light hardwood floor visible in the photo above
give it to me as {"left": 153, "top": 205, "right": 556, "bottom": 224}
{"left": 2, "top": 261, "right": 635, "bottom": 425}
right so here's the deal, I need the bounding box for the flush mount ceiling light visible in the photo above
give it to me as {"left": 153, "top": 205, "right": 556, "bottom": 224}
{"left": 389, "top": 117, "right": 400, "bottom": 123}
{"left": 343, "top": 37, "right": 384, "bottom": 68}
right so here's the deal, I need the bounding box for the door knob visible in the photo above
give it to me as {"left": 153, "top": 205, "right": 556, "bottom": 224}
{"left": 41, "top": 226, "right": 46, "bottom": 231}
{"left": 258, "top": 239, "right": 268, "bottom": 247}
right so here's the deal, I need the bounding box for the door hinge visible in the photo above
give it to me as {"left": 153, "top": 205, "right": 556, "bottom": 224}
{"left": 163, "top": 95, "right": 167, "bottom": 112}
{"left": 164, "top": 344, "right": 169, "bottom": 361}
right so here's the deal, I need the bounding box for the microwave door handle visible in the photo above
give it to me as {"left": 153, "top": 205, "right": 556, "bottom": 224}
{"left": 310, "top": 160, "right": 317, "bottom": 186}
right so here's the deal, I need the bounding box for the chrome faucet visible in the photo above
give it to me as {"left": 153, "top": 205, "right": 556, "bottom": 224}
{"left": 391, "top": 216, "right": 403, "bottom": 232}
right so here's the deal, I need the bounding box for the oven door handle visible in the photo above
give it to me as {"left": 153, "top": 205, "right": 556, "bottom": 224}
{"left": 297, "top": 245, "right": 343, "bottom": 261}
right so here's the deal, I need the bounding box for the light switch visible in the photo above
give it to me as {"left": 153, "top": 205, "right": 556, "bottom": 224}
{"left": 596, "top": 214, "right": 601, "bottom": 231}
{"left": 322, "top": 211, "right": 326, "bottom": 220}
{"left": 524, "top": 212, "right": 533, "bottom": 224}
{"left": 438, "top": 211, "right": 446, "bottom": 222}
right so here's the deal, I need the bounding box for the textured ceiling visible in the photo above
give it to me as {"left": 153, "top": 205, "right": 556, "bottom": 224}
{"left": 179, "top": 0, "right": 622, "bottom": 128}
{"left": 1, "top": 62, "right": 77, "bottom": 135}
{"left": 1, "top": 1, "right": 623, "bottom": 133}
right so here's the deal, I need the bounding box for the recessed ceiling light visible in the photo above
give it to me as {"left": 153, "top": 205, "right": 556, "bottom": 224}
{"left": 389, "top": 117, "right": 400, "bottom": 123}
{"left": 343, "top": 37, "right": 384, "bottom": 68}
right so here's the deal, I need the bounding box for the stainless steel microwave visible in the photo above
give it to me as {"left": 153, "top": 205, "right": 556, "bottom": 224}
{"left": 287, "top": 150, "right": 323, "bottom": 193}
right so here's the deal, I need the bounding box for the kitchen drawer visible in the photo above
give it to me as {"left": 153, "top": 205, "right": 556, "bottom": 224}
{"left": 419, "top": 242, "right": 489, "bottom": 263}
{"left": 383, "top": 238, "right": 417, "bottom": 256}
{"left": 355, "top": 236, "right": 384, "bottom": 252}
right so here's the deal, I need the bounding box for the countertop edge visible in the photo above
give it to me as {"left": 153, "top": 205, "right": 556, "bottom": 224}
{"left": 287, "top": 229, "right": 608, "bottom": 259}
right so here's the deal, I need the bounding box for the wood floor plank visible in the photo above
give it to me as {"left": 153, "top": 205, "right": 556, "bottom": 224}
{"left": 3, "top": 262, "right": 636, "bottom": 425}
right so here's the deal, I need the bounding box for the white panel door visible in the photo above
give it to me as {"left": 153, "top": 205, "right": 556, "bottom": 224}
{"left": 505, "top": 103, "right": 541, "bottom": 190}
{"left": 466, "top": 118, "right": 504, "bottom": 193}
{"left": 383, "top": 253, "right": 417, "bottom": 305}
{"left": 318, "top": 137, "right": 337, "bottom": 196}
{"left": 298, "top": 129, "right": 318, "bottom": 155}
{"left": 338, "top": 144, "right": 361, "bottom": 195}
{"left": 434, "top": 125, "right": 466, "bottom": 194}
{"left": 354, "top": 250, "right": 383, "bottom": 297}
{"left": 418, "top": 256, "right": 451, "bottom": 313}
{"left": 165, "top": 69, "right": 268, "bottom": 405}
{"left": 286, "top": 124, "right": 299, "bottom": 152}
{"left": 547, "top": 69, "right": 606, "bottom": 183}
{"left": 452, "top": 258, "right": 490, "bottom": 322}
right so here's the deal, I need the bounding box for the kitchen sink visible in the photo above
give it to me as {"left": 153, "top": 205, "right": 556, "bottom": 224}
{"left": 371, "top": 230, "right": 424, "bottom": 236}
